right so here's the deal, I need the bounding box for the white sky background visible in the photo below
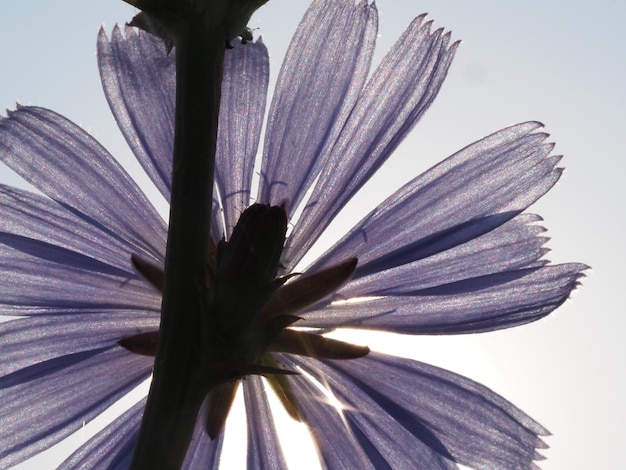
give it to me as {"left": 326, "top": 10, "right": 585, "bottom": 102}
{"left": 1, "top": 0, "right": 623, "bottom": 468}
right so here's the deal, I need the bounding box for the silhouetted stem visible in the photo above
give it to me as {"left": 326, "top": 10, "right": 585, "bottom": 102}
{"left": 130, "top": 19, "right": 225, "bottom": 470}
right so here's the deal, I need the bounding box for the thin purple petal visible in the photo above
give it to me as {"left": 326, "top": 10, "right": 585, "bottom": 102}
{"left": 0, "top": 312, "right": 158, "bottom": 376}
{"left": 275, "top": 354, "right": 455, "bottom": 469}
{"left": 0, "top": 106, "right": 167, "bottom": 263}
{"left": 0, "top": 236, "right": 160, "bottom": 315}
{"left": 0, "top": 184, "right": 163, "bottom": 271}
{"left": 0, "top": 347, "right": 152, "bottom": 468}
{"left": 61, "top": 393, "right": 225, "bottom": 469}
{"left": 59, "top": 398, "right": 146, "bottom": 470}
{"left": 243, "top": 376, "right": 288, "bottom": 469}
{"left": 297, "top": 352, "right": 548, "bottom": 469}
{"left": 308, "top": 122, "right": 560, "bottom": 276}
{"left": 98, "top": 25, "right": 176, "bottom": 200}
{"left": 216, "top": 40, "right": 269, "bottom": 237}
{"left": 257, "top": 0, "right": 378, "bottom": 215}
{"left": 302, "top": 263, "right": 587, "bottom": 334}
{"left": 338, "top": 214, "right": 550, "bottom": 298}
{"left": 284, "top": 15, "right": 458, "bottom": 269}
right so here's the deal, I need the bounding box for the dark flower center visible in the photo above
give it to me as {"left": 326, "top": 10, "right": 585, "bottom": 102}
{"left": 119, "top": 203, "right": 368, "bottom": 437}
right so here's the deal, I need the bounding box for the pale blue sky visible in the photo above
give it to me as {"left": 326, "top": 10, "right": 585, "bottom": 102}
{"left": 1, "top": 1, "right": 624, "bottom": 469}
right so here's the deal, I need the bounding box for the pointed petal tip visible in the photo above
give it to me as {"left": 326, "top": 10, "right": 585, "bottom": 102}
{"left": 112, "top": 22, "right": 123, "bottom": 37}
{"left": 440, "top": 30, "right": 453, "bottom": 46}
{"left": 571, "top": 262, "right": 591, "bottom": 276}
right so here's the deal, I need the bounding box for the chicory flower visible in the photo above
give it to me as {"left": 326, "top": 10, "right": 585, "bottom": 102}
{"left": 0, "top": 0, "right": 585, "bottom": 468}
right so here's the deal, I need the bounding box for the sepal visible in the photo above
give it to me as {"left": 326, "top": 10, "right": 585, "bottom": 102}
{"left": 118, "top": 330, "right": 159, "bottom": 356}
{"left": 204, "top": 380, "right": 240, "bottom": 439}
{"left": 268, "top": 329, "right": 370, "bottom": 360}
{"left": 261, "top": 258, "right": 358, "bottom": 319}
{"left": 122, "top": 0, "right": 268, "bottom": 45}
{"left": 131, "top": 254, "right": 164, "bottom": 293}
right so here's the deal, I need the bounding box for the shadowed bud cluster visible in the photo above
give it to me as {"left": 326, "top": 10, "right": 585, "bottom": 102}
{"left": 120, "top": 203, "right": 367, "bottom": 438}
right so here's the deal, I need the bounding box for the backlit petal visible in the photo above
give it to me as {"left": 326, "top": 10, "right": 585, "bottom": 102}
{"left": 0, "top": 236, "right": 161, "bottom": 315}
{"left": 0, "top": 185, "right": 161, "bottom": 271}
{"left": 0, "top": 347, "right": 151, "bottom": 468}
{"left": 336, "top": 214, "right": 549, "bottom": 299}
{"left": 98, "top": 25, "right": 175, "bottom": 200}
{"left": 216, "top": 40, "right": 269, "bottom": 237}
{"left": 243, "top": 376, "right": 288, "bottom": 469}
{"left": 257, "top": 0, "right": 378, "bottom": 215}
{"left": 303, "top": 264, "right": 586, "bottom": 334}
{"left": 298, "top": 353, "right": 548, "bottom": 469}
{"left": 308, "top": 123, "right": 559, "bottom": 276}
{"left": 284, "top": 15, "right": 458, "bottom": 269}
{"left": 0, "top": 106, "right": 167, "bottom": 263}
{"left": 59, "top": 398, "right": 146, "bottom": 470}
{"left": 276, "top": 354, "right": 456, "bottom": 469}
{"left": 0, "top": 313, "right": 158, "bottom": 376}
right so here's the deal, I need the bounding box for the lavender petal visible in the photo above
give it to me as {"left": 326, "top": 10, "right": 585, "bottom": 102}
{"left": 285, "top": 15, "right": 458, "bottom": 269}
{"left": 58, "top": 398, "right": 146, "bottom": 470}
{"left": 243, "top": 376, "right": 288, "bottom": 469}
{"left": 303, "top": 263, "right": 587, "bottom": 334}
{"left": 299, "top": 353, "right": 548, "bottom": 469}
{"left": 0, "top": 347, "right": 152, "bottom": 468}
{"left": 0, "top": 184, "right": 163, "bottom": 271}
{"left": 0, "top": 106, "right": 167, "bottom": 263}
{"left": 338, "top": 214, "right": 550, "bottom": 298}
{"left": 0, "top": 313, "right": 158, "bottom": 376}
{"left": 308, "top": 123, "right": 560, "bottom": 275}
{"left": 98, "top": 25, "right": 175, "bottom": 200}
{"left": 0, "top": 236, "right": 161, "bottom": 316}
{"left": 276, "top": 354, "right": 455, "bottom": 469}
{"left": 257, "top": 0, "right": 378, "bottom": 216}
{"left": 216, "top": 40, "right": 269, "bottom": 238}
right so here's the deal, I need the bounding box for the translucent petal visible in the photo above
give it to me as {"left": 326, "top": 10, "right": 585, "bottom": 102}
{"left": 59, "top": 398, "right": 146, "bottom": 470}
{"left": 307, "top": 123, "right": 560, "bottom": 276}
{"left": 216, "top": 40, "right": 269, "bottom": 238}
{"left": 0, "top": 236, "right": 161, "bottom": 315}
{"left": 243, "top": 376, "right": 288, "bottom": 469}
{"left": 284, "top": 16, "right": 458, "bottom": 269}
{"left": 61, "top": 394, "right": 225, "bottom": 469}
{"left": 298, "top": 353, "right": 548, "bottom": 469}
{"left": 338, "top": 214, "right": 550, "bottom": 298}
{"left": 257, "top": 0, "right": 378, "bottom": 215}
{"left": 0, "top": 106, "right": 167, "bottom": 263}
{"left": 0, "top": 312, "right": 158, "bottom": 375}
{"left": 0, "top": 347, "right": 152, "bottom": 468}
{"left": 98, "top": 25, "right": 176, "bottom": 200}
{"left": 275, "top": 354, "right": 455, "bottom": 469}
{"left": 303, "top": 263, "right": 587, "bottom": 334}
{"left": 273, "top": 364, "right": 379, "bottom": 469}
{"left": 0, "top": 184, "right": 162, "bottom": 271}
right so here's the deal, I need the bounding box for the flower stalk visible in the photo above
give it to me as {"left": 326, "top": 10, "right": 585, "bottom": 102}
{"left": 125, "top": 1, "right": 267, "bottom": 468}
{"left": 130, "top": 21, "right": 224, "bottom": 470}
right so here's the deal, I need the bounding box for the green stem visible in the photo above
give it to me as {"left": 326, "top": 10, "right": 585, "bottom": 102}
{"left": 130, "top": 20, "right": 225, "bottom": 470}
